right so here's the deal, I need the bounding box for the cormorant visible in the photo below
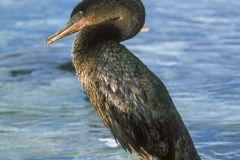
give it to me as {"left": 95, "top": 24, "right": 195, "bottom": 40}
{"left": 46, "top": 0, "right": 200, "bottom": 159}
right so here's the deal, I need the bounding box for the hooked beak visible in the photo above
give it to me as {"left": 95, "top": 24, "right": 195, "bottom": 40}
{"left": 46, "top": 15, "right": 87, "bottom": 45}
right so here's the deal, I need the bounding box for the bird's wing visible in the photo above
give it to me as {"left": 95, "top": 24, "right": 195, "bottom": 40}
{"left": 94, "top": 46, "right": 158, "bottom": 153}
{"left": 98, "top": 72, "right": 151, "bottom": 153}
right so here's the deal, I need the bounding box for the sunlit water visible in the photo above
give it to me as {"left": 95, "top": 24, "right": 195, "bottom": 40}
{"left": 0, "top": 0, "right": 239, "bottom": 159}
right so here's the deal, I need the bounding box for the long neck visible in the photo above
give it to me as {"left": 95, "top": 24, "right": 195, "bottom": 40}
{"left": 72, "top": 23, "right": 121, "bottom": 58}
{"left": 71, "top": 23, "right": 121, "bottom": 80}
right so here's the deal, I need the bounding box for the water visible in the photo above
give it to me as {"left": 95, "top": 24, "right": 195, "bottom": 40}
{"left": 0, "top": 0, "right": 239, "bottom": 159}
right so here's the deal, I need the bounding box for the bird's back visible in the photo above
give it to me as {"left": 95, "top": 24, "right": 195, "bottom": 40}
{"left": 73, "top": 41, "right": 200, "bottom": 160}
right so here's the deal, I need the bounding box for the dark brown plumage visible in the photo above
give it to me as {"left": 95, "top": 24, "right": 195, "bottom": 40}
{"left": 46, "top": 0, "right": 200, "bottom": 159}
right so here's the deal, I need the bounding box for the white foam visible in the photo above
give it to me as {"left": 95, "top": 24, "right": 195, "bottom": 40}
{"left": 98, "top": 138, "right": 118, "bottom": 148}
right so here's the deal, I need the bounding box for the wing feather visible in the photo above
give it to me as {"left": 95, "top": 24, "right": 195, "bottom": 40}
{"left": 95, "top": 47, "right": 155, "bottom": 153}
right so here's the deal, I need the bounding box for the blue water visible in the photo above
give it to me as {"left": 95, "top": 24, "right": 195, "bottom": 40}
{"left": 0, "top": 0, "right": 240, "bottom": 159}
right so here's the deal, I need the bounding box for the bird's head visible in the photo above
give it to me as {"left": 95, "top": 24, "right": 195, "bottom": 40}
{"left": 46, "top": 0, "right": 145, "bottom": 45}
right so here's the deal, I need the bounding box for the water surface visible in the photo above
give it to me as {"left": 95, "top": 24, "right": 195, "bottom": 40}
{"left": 0, "top": 0, "right": 240, "bottom": 159}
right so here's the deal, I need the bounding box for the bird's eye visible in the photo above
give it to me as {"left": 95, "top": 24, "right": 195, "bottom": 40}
{"left": 78, "top": 11, "right": 83, "bottom": 17}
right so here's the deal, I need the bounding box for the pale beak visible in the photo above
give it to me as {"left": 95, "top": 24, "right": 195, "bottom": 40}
{"left": 46, "top": 15, "right": 87, "bottom": 45}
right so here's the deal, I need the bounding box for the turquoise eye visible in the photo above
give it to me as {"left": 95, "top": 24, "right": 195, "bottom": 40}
{"left": 78, "top": 11, "right": 83, "bottom": 17}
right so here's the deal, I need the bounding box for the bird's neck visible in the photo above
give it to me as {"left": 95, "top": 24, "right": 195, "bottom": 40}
{"left": 74, "top": 23, "right": 121, "bottom": 52}
{"left": 71, "top": 23, "right": 121, "bottom": 79}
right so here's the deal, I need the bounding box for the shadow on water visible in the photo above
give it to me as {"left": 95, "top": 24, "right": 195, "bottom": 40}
{"left": 58, "top": 61, "right": 75, "bottom": 72}
{"left": 10, "top": 69, "right": 35, "bottom": 77}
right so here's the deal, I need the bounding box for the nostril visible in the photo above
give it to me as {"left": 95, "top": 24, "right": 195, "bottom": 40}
{"left": 108, "top": 17, "right": 120, "bottom": 21}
